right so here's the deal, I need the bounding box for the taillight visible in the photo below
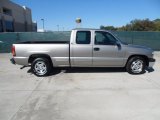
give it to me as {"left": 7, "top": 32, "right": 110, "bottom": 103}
{"left": 12, "top": 45, "right": 16, "bottom": 56}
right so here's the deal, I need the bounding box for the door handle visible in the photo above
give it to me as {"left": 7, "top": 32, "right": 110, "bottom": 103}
{"left": 94, "top": 47, "right": 100, "bottom": 51}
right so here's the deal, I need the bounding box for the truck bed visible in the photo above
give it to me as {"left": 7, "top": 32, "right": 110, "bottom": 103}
{"left": 17, "top": 41, "right": 69, "bottom": 44}
{"left": 13, "top": 42, "right": 70, "bottom": 67}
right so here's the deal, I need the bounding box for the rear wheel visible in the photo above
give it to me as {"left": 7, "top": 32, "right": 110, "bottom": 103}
{"left": 31, "top": 58, "right": 51, "bottom": 77}
{"left": 126, "top": 56, "right": 146, "bottom": 75}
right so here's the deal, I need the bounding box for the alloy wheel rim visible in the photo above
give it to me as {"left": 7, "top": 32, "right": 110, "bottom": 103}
{"left": 131, "top": 59, "right": 143, "bottom": 73}
{"left": 34, "top": 61, "right": 47, "bottom": 75}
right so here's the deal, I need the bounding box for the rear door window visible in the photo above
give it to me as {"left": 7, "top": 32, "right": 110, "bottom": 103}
{"left": 76, "top": 31, "right": 91, "bottom": 44}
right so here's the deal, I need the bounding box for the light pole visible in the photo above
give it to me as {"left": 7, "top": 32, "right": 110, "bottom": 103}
{"left": 41, "top": 19, "right": 44, "bottom": 31}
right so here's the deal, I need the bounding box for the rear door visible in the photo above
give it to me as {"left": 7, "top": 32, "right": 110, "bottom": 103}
{"left": 70, "top": 30, "right": 93, "bottom": 67}
{"left": 93, "top": 31, "right": 124, "bottom": 67}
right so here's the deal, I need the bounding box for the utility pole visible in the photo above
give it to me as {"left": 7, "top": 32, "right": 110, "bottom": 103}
{"left": 57, "top": 25, "right": 59, "bottom": 31}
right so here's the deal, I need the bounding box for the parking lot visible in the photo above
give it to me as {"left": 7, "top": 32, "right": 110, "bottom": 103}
{"left": 0, "top": 52, "right": 160, "bottom": 120}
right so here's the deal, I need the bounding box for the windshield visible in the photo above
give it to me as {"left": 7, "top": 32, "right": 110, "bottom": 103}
{"left": 112, "top": 33, "right": 128, "bottom": 45}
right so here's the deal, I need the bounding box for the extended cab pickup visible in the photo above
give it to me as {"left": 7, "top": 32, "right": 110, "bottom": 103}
{"left": 11, "top": 29, "right": 155, "bottom": 76}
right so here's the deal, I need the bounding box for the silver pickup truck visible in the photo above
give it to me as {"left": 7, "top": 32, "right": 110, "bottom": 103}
{"left": 11, "top": 28, "right": 155, "bottom": 76}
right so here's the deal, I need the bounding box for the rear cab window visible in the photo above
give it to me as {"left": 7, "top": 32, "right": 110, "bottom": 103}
{"left": 76, "top": 31, "right": 91, "bottom": 44}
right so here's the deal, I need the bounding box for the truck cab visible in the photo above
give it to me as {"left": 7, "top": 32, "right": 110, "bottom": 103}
{"left": 70, "top": 29, "right": 125, "bottom": 67}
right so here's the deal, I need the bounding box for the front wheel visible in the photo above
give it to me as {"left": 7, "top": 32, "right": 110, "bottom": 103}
{"left": 126, "top": 56, "right": 146, "bottom": 75}
{"left": 31, "top": 58, "right": 51, "bottom": 77}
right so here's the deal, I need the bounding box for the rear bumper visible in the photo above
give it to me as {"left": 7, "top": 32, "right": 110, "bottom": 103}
{"left": 11, "top": 57, "right": 29, "bottom": 66}
{"left": 10, "top": 58, "right": 16, "bottom": 65}
{"left": 148, "top": 58, "right": 156, "bottom": 68}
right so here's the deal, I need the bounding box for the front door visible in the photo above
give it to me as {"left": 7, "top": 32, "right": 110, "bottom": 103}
{"left": 93, "top": 31, "right": 124, "bottom": 67}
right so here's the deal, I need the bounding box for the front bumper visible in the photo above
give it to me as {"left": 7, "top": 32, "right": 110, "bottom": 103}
{"left": 148, "top": 58, "right": 156, "bottom": 68}
{"left": 10, "top": 58, "right": 16, "bottom": 65}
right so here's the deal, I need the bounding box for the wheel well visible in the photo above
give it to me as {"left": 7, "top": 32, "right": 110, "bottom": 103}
{"left": 28, "top": 54, "right": 53, "bottom": 66}
{"left": 127, "top": 55, "right": 149, "bottom": 66}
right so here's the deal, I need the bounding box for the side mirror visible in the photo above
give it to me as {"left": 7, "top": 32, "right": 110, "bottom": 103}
{"left": 116, "top": 41, "right": 121, "bottom": 49}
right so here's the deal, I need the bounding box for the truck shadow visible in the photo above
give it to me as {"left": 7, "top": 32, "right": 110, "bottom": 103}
{"left": 48, "top": 67, "right": 126, "bottom": 76}
{"left": 63, "top": 67, "right": 126, "bottom": 73}
{"left": 146, "top": 67, "right": 155, "bottom": 73}
{"left": 27, "top": 67, "right": 154, "bottom": 76}
{"left": 63, "top": 67, "right": 154, "bottom": 74}
{"left": 27, "top": 67, "right": 126, "bottom": 76}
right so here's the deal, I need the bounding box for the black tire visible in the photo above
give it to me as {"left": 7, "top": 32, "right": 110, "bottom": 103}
{"left": 31, "top": 58, "right": 51, "bottom": 77}
{"left": 126, "top": 56, "right": 146, "bottom": 75}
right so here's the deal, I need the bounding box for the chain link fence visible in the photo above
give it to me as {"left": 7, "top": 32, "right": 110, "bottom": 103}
{"left": 114, "top": 31, "right": 160, "bottom": 50}
{"left": 0, "top": 32, "right": 71, "bottom": 53}
{"left": 0, "top": 31, "right": 160, "bottom": 53}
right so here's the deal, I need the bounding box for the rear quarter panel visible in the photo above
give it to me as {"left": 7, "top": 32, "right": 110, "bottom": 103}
{"left": 14, "top": 44, "right": 69, "bottom": 67}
